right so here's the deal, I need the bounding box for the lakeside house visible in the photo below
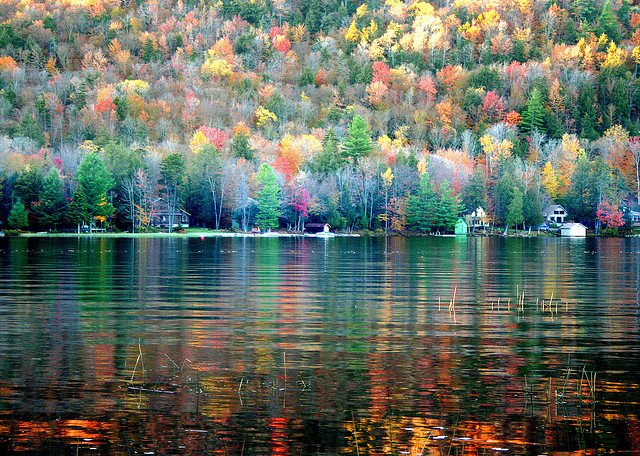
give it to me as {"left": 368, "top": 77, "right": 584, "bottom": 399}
{"left": 150, "top": 198, "right": 191, "bottom": 229}
{"left": 305, "top": 223, "right": 331, "bottom": 234}
{"left": 543, "top": 204, "right": 567, "bottom": 224}
{"left": 465, "top": 206, "right": 490, "bottom": 230}
{"left": 560, "top": 222, "right": 587, "bottom": 237}
{"left": 629, "top": 210, "right": 640, "bottom": 227}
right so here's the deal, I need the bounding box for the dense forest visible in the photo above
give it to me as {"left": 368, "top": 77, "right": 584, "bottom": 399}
{"left": 1, "top": 0, "right": 640, "bottom": 234}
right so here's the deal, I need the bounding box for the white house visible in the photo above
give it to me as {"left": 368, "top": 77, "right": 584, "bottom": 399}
{"left": 560, "top": 222, "right": 587, "bottom": 237}
{"left": 543, "top": 204, "right": 567, "bottom": 224}
{"left": 465, "top": 206, "right": 490, "bottom": 229}
{"left": 629, "top": 210, "right": 640, "bottom": 227}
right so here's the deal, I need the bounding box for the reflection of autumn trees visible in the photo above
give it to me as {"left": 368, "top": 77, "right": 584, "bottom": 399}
{"left": 1, "top": 237, "right": 639, "bottom": 453}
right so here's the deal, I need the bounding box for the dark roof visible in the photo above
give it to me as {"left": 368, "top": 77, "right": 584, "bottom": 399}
{"left": 152, "top": 198, "right": 191, "bottom": 216}
{"left": 305, "top": 223, "right": 329, "bottom": 228}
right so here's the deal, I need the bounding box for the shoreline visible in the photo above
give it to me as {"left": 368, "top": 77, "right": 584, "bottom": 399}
{"left": 2, "top": 230, "right": 636, "bottom": 239}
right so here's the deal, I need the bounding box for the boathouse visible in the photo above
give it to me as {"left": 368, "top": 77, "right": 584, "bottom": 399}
{"left": 560, "top": 222, "right": 587, "bottom": 237}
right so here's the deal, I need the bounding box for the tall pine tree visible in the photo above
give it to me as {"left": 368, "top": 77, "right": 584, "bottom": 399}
{"left": 8, "top": 200, "right": 28, "bottom": 230}
{"left": 406, "top": 172, "right": 437, "bottom": 232}
{"left": 520, "top": 89, "right": 546, "bottom": 136}
{"left": 33, "top": 168, "right": 67, "bottom": 229}
{"left": 433, "top": 180, "right": 461, "bottom": 232}
{"left": 342, "top": 115, "right": 373, "bottom": 163}
{"left": 76, "top": 152, "right": 115, "bottom": 229}
{"left": 255, "top": 163, "right": 281, "bottom": 230}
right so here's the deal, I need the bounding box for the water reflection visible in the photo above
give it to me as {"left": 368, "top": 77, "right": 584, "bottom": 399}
{"left": 0, "top": 236, "right": 639, "bottom": 454}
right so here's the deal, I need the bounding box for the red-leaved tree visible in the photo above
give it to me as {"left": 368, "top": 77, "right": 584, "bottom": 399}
{"left": 596, "top": 201, "right": 624, "bottom": 230}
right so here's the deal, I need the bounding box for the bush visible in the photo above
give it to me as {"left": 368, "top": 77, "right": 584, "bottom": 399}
{"left": 136, "top": 225, "right": 161, "bottom": 233}
{"left": 2, "top": 230, "right": 22, "bottom": 236}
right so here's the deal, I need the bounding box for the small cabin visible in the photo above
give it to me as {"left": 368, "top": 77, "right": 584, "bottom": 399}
{"left": 560, "top": 222, "right": 587, "bottom": 237}
{"left": 629, "top": 210, "right": 640, "bottom": 227}
{"left": 151, "top": 198, "right": 191, "bottom": 229}
{"left": 455, "top": 218, "right": 468, "bottom": 235}
{"left": 305, "top": 223, "right": 330, "bottom": 234}
{"left": 543, "top": 204, "right": 567, "bottom": 224}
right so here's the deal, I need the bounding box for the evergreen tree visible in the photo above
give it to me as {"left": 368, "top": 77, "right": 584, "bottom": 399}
{"left": 597, "top": 0, "right": 620, "bottom": 42}
{"left": 76, "top": 152, "right": 115, "bottom": 228}
{"left": 505, "top": 186, "right": 524, "bottom": 229}
{"left": 8, "top": 200, "right": 28, "bottom": 230}
{"left": 14, "top": 167, "right": 44, "bottom": 209}
{"left": 305, "top": 129, "right": 346, "bottom": 175}
{"left": 67, "top": 185, "right": 90, "bottom": 232}
{"left": 0, "top": 172, "right": 6, "bottom": 227}
{"left": 231, "top": 133, "right": 254, "bottom": 160}
{"left": 493, "top": 164, "right": 525, "bottom": 224}
{"left": 342, "top": 115, "right": 373, "bottom": 163}
{"left": 575, "top": 83, "right": 599, "bottom": 140}
{"left": 523, "top": 187, "right": 543, "bottom": 228}
{"left": 33, "top": 168, "right": 67, "bottom": 229}
{"left": 255, "top": 163, "right": 281, "bottom": 230}
{"left": 406, "top": 172, "right": 437, "bottom": 232}
{"left": 303, "top": 0, "right": 323, "bottom": 35}
{"left": 14, "top": 113, "right": 45, "bottom": 147}
{"left": 520, "top": 89, "right": 546, "bottom": 136}
{"left": 141, "top": 37, "right": 156, "bottom": 63}
{"left": 574, "top": 0, "right": 598, "bottom": 23}
{"left": 433, "top": 180, "right": 461, "bottom": 232}
{"left": 565, "top": 154, "right": 602, "bottom": 225}
{"left": 461, "top": 168, "right": 487, "bottom": 212}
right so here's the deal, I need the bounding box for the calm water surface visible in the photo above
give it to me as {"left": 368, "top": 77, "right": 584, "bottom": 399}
{"left": 0, "top": 236, "right": 638, "bottom": 455}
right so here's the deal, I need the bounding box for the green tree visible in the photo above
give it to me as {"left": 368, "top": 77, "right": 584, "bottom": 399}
{"left": 8, "top": 200, "right": 28, "bottom": 230}
{"left": 160, "top": 153, "right": 186, "bottom": 233}
{"left": 13, "top": 113, "right": 45, "bottom": 146}
{"left": 574, "top": 0, "right": 598, "bottom": 23}
{"left": 433, "top": 179, "right": 461, "bottom": 232}
{"left": 104, "top": 143, "right": 145, "bottom": 231}
{"left": 141, "top": 37, "right": 157, "bottom": 63}
{"left": 406, "top": 172, "right": 437, "bottom": 232}
{"left": 305, "top": 129, "right": 346, "bottom": 175}
{"left": 33, "top": 168, "right": 67, "bottom": 229}
{"left": 599, "top": 67, "right": 630, "bottom": 130}
{"left": 523, "top": 187, "right": 543, "bottom": 228}
{"left": 520, "top": 89, "right": 546, "bottom": 136}
{"left": 565, "top": 154, "right": 613, "bottom": 226}
{"left": 67, "top": 185, "right": 90, "bottom": 233}
{"left": 303, "top": 0, "right": 323, "bottom": 35}
{"left": 493, "top": 169, "right": 521, "bottom": 223}
{"left": 505, "top": 186, "right": 524, "bottom": 229}
{"left": 597, "top": 0, "right": 620, "bottom": 42}
{"left": 0, "top": 172, "right": 6, "bottom": 227}
{"left": 14, "top": 167, "right": 44, "bottom": 210}
{"left": 76, "top": 152, "right": 115, "bottom": 229}
{"left": 461, "top": 168, "right": 487, "bottom": 212}
{"left": 192, "top": 145, "right": 226, "bottom": 229}
{"left": 574, "top": 83, "right": 599, "bottom": 140}
{"left": 230, "top": 133, "right": 254, "bottom": 160}
{"left": 255, "top": 163, "right": 281, "bottom": 230}
{"left": 342, "top": 115, "right": 373, "bottom": 163}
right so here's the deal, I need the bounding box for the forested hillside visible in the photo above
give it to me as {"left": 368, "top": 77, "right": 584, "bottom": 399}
{"left": 1, "top": 0, "right": 640, "bottom": 233}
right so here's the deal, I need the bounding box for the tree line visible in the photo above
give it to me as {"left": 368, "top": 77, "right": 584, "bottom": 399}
{"left": 1, "top": 0, "right": 640, "bottom": 234}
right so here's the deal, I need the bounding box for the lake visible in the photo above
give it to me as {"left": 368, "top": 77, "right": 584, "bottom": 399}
{"left": 0, "top": 236, "right": 638, "bottom": 455}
